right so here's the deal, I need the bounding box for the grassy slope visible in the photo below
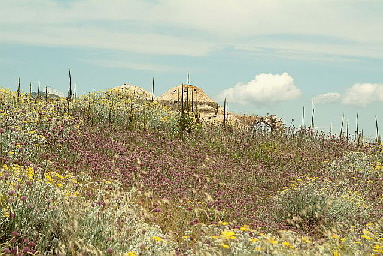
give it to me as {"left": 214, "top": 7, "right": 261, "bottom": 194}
{"left": 0, "top": 88, "right": 382, "bottom": 255}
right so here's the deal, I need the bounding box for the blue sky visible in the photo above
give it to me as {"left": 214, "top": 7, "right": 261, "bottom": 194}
{"left": 1, "top": 0, "right": 383, "bottom": 138}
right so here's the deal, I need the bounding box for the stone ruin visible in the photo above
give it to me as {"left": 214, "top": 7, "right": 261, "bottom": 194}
{"left": 111, "top": 83, "right": 285, "bottom": 131}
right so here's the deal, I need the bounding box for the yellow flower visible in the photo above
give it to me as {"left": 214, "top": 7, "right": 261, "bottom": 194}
{"left": 26, "top": 167, "right": 34, "bottom": 180}
{"left": 54, "top": 172, "right": 65, "bottom": 179}
{"left": 361, "top": 235, "right": 372, "bottom": 240}
{"left": 240, "top": 225, "right": 249, "bottom": 231}
{"left": 249, "top": 238, "right": 258, "bottom": 243}
{"left": 331, "top": 234, "right": 340, "bottom": 239}
{"left": 182, "top": 236, "right": 190, "bottom": 239}
{"left": 45, "top": 173, "right": 53, "bottom": 183}
{"left": 268, "top": 238, "right": 278, "bottom": 245}
{"left": 124, "top": 252, "right": 138, "bottom": 256}
{"left": 282, "top": 241, "right": 294, "bottom": 249}
{"left": 220, "top": 221, "right": 228, "bottom": 226}
{"left": 2, "top": 208, "right": 10, "bottom": 218}
{"left": 221, "top": 230, "right": 236, "bottom": 239}
{"left": 152, "top": 236, "right": 162, "bottom": 242}
{"left": 221, "top": 244, "right": 230, "bottom": 249}
{"left": 333, "top": 250, "right": 339, "bottom": 256}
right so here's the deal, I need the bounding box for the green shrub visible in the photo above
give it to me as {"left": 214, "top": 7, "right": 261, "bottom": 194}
{"left": 272, "top": 176, "right": 372, "bottom": 233}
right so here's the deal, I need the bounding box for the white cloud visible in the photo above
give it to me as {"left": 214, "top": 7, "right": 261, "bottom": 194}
{"left": 217, "top": 73, "right": 301, "bottom": 105}
{"left": 313, "top": 92, "right": 341, "bottom": 104}
{"left": 1, "top": 0, "right": 383, "bottom": 59}
{"left": 85, "top": 59, "right": 182, "bottom": 73}
{"left": 342, "top": 83, "right": 383, "bottom": 106}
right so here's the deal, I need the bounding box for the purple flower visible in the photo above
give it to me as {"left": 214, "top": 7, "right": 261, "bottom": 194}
{"left": 153, "top": 208, "right": 162, "bottom": 212}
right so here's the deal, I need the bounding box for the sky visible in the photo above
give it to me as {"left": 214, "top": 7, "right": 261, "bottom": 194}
{"left": 1, "top": 0, "right": 383, "bottom": 138}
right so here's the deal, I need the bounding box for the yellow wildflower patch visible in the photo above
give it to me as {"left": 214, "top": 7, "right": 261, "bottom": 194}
{"left": 152, "top": 236, "right": 163, "bottom": 242}
{"left": 282, "top": 241, "right": 294, "bottom": 249}
{"left": 221, "top": 230, "right": 236, "bottom": 239}
{"left": 124, "top": 252, "right": 138, "bottom": 256}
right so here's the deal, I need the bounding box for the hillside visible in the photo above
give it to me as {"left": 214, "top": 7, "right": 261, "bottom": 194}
{"left": 0, "top": 87, "right": 382, "bottom": 255}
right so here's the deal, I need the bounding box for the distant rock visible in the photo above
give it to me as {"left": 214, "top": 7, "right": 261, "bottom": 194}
{"left": 30, "top": 92, "right": 61, "bottom": 99}
{"left": 110, "top": 84, "right": 155, "bottom": 101}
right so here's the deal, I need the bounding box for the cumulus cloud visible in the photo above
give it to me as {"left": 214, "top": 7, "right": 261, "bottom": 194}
{"left": 217, "top": 73, "right": 301, "bottom": 105}
{"left": 313, "top": 92, "right": 341, "bottom": 104}
{"left": 342, "top": 83, "right": 383, "bottom": 106}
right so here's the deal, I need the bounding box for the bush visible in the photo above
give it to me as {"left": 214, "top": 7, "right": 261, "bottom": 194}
{"left": 272, "top": 176, "right": 372, "bottom": 234}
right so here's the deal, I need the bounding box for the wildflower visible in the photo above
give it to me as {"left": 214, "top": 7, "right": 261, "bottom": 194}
{"left": 20, "top": 196, "right": 27, "bottom": 202}
{"left": 221, "top": 230, "right": 236, "bottom": 239}
{"left": 182, "top": 236, "right": 190, "bottom": 239}
{"left": 333, "top": 250, "right": 339, "bottom": 256}
{"left": 124, "top": 252, "right": 138, "bottom": 256}
{"left": 331, "top": 234, "right": 340, "bottom": 239}
{"left": 106, "top": 248, "right": 113, "bottom": 254}
{"left": 373, "top": 244, "right": 383, "bottom": 253}
{"left": 240, "top": 225, "right": 249, "bottom": 231}
{"left": 152, "top": 236, "right": 162, "bottom": 242}
{"left": 8, "top": 190, "right": 15, "bottom": 196}
{"left": 361, "top": 235, "right": 372, "bottom": 240}
{"left": 268, "top": 238, "right": 278, "bottom": 245}
{"left": 282, "top": 241, "right": 294, "bottom": 249}
{"left": 249, "top": 238, "right": 258, "bottom": 243}
{"left": 45, "top": 173, "right": 53, "bottom": 183}
{"left": 221, "top": 244, "right": 230, "bottom": 249}
{"left": 2, "top": 209, "right": 10, "bottom": 218}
